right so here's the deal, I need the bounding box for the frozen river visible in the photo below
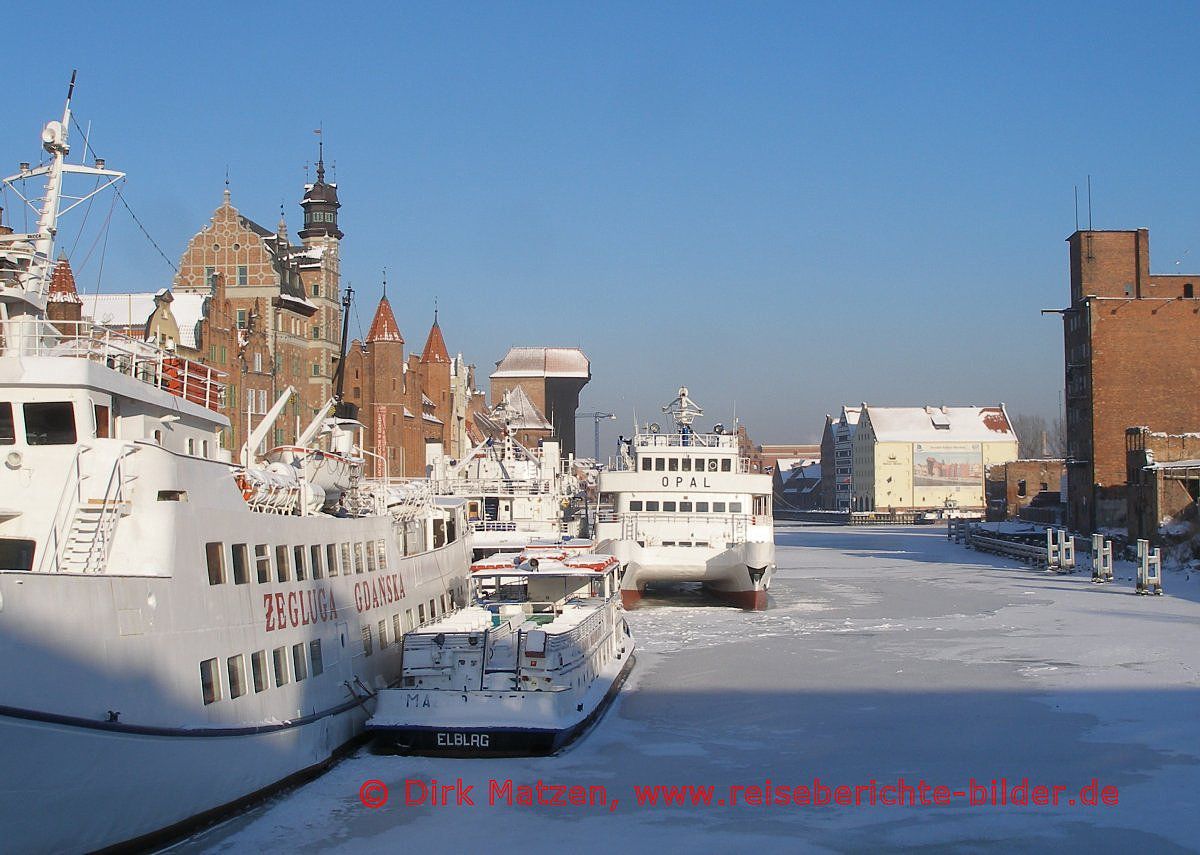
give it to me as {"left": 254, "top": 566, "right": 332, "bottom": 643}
{"left": 174, "top": 525, "right": 1200, "bottom": 853}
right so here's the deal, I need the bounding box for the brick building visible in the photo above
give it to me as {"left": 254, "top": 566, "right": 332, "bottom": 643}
{"left": 490, "top": 347, "right": 590, "bottom": 456}
{"left": 1125, "top": 427, "right": 1200, "bottom": 544}
{"left": 1060, "top": 228, "right": 1200, "bottom": 533}
{"left": 984, "top": 459, "right": 1066, "bottom": 522}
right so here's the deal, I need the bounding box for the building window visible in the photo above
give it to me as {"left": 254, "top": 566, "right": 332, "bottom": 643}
{"left": 312, "top": 326, "right": 321, "bottom": 339}
{"left": 200, "top": 658, "right": 221, "bottom": 705}
{"left": 312, "top": 283, "right": 321, "bottom": 298}
{"left": 237, "top": 265, "right": 248, "bottom": 287}
{"left": 205, "top": 266, "right": 216, "bottom": 285}
{"left": 312, "top": 363, "right": 321, "bottom": 377}
{"left": 1018, "top": 479, "right": 1027, "bottom": 498}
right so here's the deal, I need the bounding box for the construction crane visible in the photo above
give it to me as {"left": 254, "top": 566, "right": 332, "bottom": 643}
{"left": 576, "top": 411, "right": 616, "bottom": 461}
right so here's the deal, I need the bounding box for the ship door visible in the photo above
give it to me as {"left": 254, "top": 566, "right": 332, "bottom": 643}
{"left": 484, "top": 497, "right": 499, "bottom": 521}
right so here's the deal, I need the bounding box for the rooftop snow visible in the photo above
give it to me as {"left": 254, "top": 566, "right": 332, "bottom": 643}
{"left": 491, "top": 346, "right": 590, "bottom": 379}
{"left": 864, "top": 405, "right": 1016, "bottom": 443}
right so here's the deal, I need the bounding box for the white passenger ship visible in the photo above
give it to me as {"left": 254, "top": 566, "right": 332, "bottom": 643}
{"left": 367, "top": 542, "right": 633, "bottom": 755}
{"left": 0, "top": 82, "right": 469, "bottom": 853}
{"left": 595, "top": 387, "right": 775, "bottom": 609}
{"left": 427, "top": 397, "right": 585, "bottom": 558}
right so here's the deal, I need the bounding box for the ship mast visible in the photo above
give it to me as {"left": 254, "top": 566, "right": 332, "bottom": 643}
{"left": 0, "top": 71, "right": 126, "bottom": 323}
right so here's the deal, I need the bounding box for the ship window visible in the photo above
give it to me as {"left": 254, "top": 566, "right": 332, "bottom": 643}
{"left": 393, "top": 613, "right": 402, "bottom": 643}
{"left": 378, "top": 620, "right": 388, "bottom": 649}
{"left": 202, "top": 440, "right": 209, "bottom": 457}
{"left": 310, "top": 545, "right": 324, "bottom": 578}
{"left": 0, "top": 538, "right": 36, "bottom": 571}
{"left": 272, "top": 646, "right": 289, "bottom": 686}
{"left": 429, "top": 598, "right": 437, "bottom": 618}
{"left": 663, "top": 541, "right": 675, "bottom": 547}
{"left": 294, "top": 545, "right": 306, "bottom": 581}
{"left": 187, "top": 438, "right": 196, "bottom": 456}
{"left": 406, "top": 609, "right": 415, "bottom": 631}
{"left": 23, "top": 402, "right": 76, "bottom": 445}
{"left": 0, "top": 404, "right": 13, "bottom": 444}
{"left": 254, "top": 544, "right": 271, "bottom": 583}
{"left": 292, "top": 643, "right": 307, "bottom": 681}
{"left": 275, "top": 545, "right": 290, "bottom": 582}
{"left": 668, "top": 458, "right": 678, "bottom": 471}
{"left": 340, "top": 543, "right": 352, "bottom": 576}
{"left": 721, "top": 459, "right": 732, "bottom": 472}
{"left": 251, "top": 650, "right": 267, "bottom": 693}
{"left": 682, "top": 458, "right": 691, "bottom": 471}
{"left": 366, "top": 543, "right": 378, "bottom": 573}
{"left": 680, "top": 501, "right": 693, "bottom": 512}
{"left": 227, "top": 654, "right": 246, "bottom": 699}
{"left": 205, "top": 542, "right": 226, "bottom": 585}
{"left": 646, "top": 501, "right": 660, "bottom": 511}
{"left": 418, "top": 604, "right": 426, "bottom": 624}
{"left": 655, "top": 458, "right": 665, "bottom": 471}
{"left": 310, "top": 640, "right": 324, "bottom": 676}
{"left": 93, "top": 404, "right": 110, "bottom": 439}
{"left": 713, "top": 502, "right": 727, "bottom": 512}
{"left": 730, "top": 502, "right": 743, "bottom": 513}
{"left": 231, "top": 543, "right": 249, "bottom": 584}
{"left": 200, "top": 658, "right": 221, "bottom": 704}
{"left": 377, "top": 540, "right": 388, "bottom": 572}
{"left": 697, "top": 502, "right": 710, "bottom": 512}
{"left": 327, "top": 544, "right": 339, "bottom": 576}
{"left": 629, "top": 500, "right": 643, "bottom": 511}
{"left": 641, "top": 457, "right": 651, "bottom": 471}
{"left": 694, "top": 458, "right": 704, "bottom": 471}
{"left": 663, "top": 501, "right": 677, "bottom": 512}
{"left": 353, "top": 543, "right": 364, "bottom": 574}
{"left": 362, "top": 625, "right": 373, "bottom": 657}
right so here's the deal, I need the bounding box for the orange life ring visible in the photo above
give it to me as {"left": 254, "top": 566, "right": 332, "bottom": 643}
{"left": 235, "top": 473, "right": 255, "bottom": 502}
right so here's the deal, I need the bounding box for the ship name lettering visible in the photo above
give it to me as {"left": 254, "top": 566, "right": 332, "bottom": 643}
{"left": 406, "top": 693, "right": 430, "bottom": 708}
{"left": 438, "top": 732, "right": 488, "bottom": 747}
{"left": 354, "top": 573, "right": 403, "bottom": 614}
{"left": 662, "top": 476, "right": 711, "bottom": 488}
{"left": 264, "top": 588, "right": 338, "bottom": 631}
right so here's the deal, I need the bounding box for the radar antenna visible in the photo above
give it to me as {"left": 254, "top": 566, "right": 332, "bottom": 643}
{"left": 662, "top": 385, "right": 703, "bottom": 428}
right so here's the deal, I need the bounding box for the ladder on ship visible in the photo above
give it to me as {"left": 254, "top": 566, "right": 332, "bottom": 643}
{"left": 48, "top": 447, "right": 138, "bottom": 574}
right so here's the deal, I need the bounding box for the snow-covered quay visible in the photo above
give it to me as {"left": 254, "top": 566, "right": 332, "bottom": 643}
{"left": 176, "top": 525, "right": 1200, "bottom": 853}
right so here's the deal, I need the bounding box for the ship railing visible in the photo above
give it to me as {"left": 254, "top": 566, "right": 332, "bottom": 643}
{"left": 432, "top": 478, "right": 555, "bottom": 496}
{"left": 0, "top": 319, "right": 226, "bottom": 412}
{"left": 37, "top": 443, "right": 92, "bottom": 573}
{"left": 632, "top": 433, "right": 737, "bottom": 449}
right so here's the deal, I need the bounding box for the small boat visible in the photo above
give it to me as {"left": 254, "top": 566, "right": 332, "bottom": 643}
{"left": 366, "top": 545, "right": 635, "bottom": 756}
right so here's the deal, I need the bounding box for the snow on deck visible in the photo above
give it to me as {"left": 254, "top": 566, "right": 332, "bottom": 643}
{"left": 176, "top": 525, "right": 1200, "bottom": 853}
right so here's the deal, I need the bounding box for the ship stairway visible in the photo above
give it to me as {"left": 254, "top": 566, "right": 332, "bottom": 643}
{"left": 56, "top": 447, "right": 138, "bottom": 574}
{"left": 482, "top": 632, "right": 519, "bottom": 689}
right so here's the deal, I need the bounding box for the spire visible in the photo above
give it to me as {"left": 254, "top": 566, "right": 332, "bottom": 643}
{"left": 47, "top": 252, "right": 82, "bottom": 304}
{"left": 366, "top": 294, "right": 403, "bottom": 343}
{"left": 223, "top": 167, "right": 231, "bottom": 205}
{"left": 299, "top": 126, "right": 342, "bottom": 241}
{"left": 421, "top": 309, "right": 449, "bottom": 364}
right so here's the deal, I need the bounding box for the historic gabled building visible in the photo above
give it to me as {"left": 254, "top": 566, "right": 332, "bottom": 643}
{"left": 489, "top": 347, "right": 590, "bottom": 455}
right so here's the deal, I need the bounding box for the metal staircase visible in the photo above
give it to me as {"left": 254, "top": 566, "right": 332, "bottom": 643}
{"left": 46, "top": 446, "right": 137, "bottom": 574}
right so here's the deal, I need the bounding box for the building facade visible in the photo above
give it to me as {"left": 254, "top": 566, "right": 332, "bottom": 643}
{"left": 490, "top": 347, "right": 590, "bottom": 456}
{"left": 851, "top": 405, "right": 1018, "bottom": 511}
{"left": 819, "top": 407, "right": 860, "bottom": 510}
{"left": 1061, "top": 228, "right": 1200, "bottom": 533}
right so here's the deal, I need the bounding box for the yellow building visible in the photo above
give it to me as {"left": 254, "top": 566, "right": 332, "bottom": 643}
{"left": 851, "top": 405, "right": 1019, "bottom": 511}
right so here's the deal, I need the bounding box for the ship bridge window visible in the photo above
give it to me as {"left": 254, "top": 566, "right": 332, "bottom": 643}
{"left": 227, "top": 654, "right": 246, "bottom": 699}
{"left": 729, "top": 502, "right": 743, "bottom": 513}
{"left": 629, "top": 500, "right": 643, "bottom": 511}
{"left": 23, "top": 402, "right": 76, "bottom": 445}
{"left": 668, "top": 458, "right": 678, "bottom": 471}
{"left": 0, "top": 404, "right": 13, "bottom": 445}
{"left": 254, "top": 545, "right": 271, "bottom": 583}
{"left": 696, "top": 502, "right": 709, "bottom": 512}
{"left": 708, "top": 460, "right": 718, "bottom": 472}
{"left": 721, "top": 459, "right": 732, "bottom": 472}
{"left": 682, "top": 458, "right": 691, "bottom": 471}
{"left": 251, "top": 650, "right": 267, "bottom": 693}
{"left": 646, "top": 501, "right": 660, "bottom": 512}
{"left": 292, "top": 643, "right": 308, "bottom": 681}
{"left": 0, "top": 538, "right": 36, "bottom": 571}
{"left": 205, "top": 542, "right": 226, "bottom": 585}
{"left": 294, "top": 545, "right": 307, "bottom": 581}
{"left": 310, "top": 545, "right": 324, "bottom": 579}
{"left": 310, "top": 640, "right": 324, "bottom": 676}
{"left": 713, "top": 501, "right": 727, "bottom": 512}
{"left": 93, "top": 404, "right": 110, "bottom": 439}
{"left": 680, "top": 501, "right": 693, "bottom": 512}
{"left": 200, "top": 658, "right": 221, "bottom": 705}
{"left": 640, "top": 458, "right": 651, "bottom": 471}
{"left": 231, "top": 544, "right": 249, "bottom": 584}
{"left": 272, "top": 646, "right": 289, "bottom": 687}
{"left": 655, "top": 458, "right": 665, "bottom": 471}
{"left": 663, "top": 501, "right": 677, "bottom": 512}
{"left": 275, "top": 546, "right": 291, "bottom": 582}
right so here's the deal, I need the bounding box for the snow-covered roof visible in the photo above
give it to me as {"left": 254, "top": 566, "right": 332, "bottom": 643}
{"left": 491, "top": 346, "right": 590, "bottom": 379}
{"left": 80, "top": 291, "right": 208, "bottom": 349}
{"left": 421, "top": 392, "right": 435, "bottom": 406}
{"left": 423, "top": 413, "right": 444, "bottom": 425}
{"left": 840, "top": 406, "right": 861, "bottom": 426}
{"left": 863, "top": 405, "right": 1016, "bottom": 443}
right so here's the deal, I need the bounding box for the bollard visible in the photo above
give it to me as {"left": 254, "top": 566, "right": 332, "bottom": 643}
{"left": 1091, "top": 534, "right": 1114, "bottom": 583}
{"left": 1136, "top": 542, "right": 1163, "bottom": 595}
{"left": 1045, "top": 528, "right": 1060, "bottom": 571}
{"left": 1058, "top": 529, "right": 1075, "bottom": 572}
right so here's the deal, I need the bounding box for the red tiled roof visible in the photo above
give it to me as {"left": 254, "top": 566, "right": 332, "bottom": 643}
{"left": 366, "top": 296, "right": 403, "bottom": 343}
{"left": 48, "top": 254, "right": 81, "bottom": 304}
{"left": 421, "top": 319, "right": 449, "bottom": 363}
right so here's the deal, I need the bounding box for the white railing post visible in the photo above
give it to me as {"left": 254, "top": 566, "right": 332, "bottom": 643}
{"left": 1136, "top": 540, "right": 1163, "bottom": 595}
{"left": 1045, "top": 528, "right": 1060, "bottom": 570}
{"left": 1058, "top": 529, "right": 1075, "bottom": 571}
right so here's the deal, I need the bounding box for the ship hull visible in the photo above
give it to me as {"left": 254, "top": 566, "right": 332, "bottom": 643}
{"left": 604, "top": 539, "right": 774, "bottom": 611}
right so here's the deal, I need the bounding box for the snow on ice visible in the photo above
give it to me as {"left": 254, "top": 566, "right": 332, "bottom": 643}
{"left": 174, "top": 525, "right": 1200, "bottom": 853}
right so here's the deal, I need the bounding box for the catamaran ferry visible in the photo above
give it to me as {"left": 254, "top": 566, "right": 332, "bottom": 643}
{"left": 0, "top": 81, "right": 469, "bottom": 853}
{"left": 594, "top": 387, "right": 775, "bottom": 609}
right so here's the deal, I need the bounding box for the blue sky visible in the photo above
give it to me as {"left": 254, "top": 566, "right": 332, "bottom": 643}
{"left": 4, "top": 2, "right": 1200, "bottom": 449}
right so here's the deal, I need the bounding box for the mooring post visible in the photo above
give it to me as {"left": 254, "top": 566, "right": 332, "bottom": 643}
{"left": 1058, "top": 529, "right": 1075, "bottom": 572}
{"left": 1136, "top": 539, "right": 1163, "bottom": 595}
{"left": 1045, "top": 528, "right": 1059, "bottom": 571}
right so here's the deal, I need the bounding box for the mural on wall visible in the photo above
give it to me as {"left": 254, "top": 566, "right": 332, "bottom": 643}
{"left": 913, "top": 442, "right": 982, "bottom": 487}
